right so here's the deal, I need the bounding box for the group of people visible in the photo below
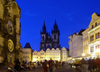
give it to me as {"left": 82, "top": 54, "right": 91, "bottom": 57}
{"left": 9, "top": 59, "right": 36, "bottom": 72}
{"left": 69, "top": 57, "right": 100, "bottom": 72}
{"left": 42, "top": 58, "right": 64, "bottom": 72}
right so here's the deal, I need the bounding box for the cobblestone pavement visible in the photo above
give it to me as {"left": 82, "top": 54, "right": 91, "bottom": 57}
{"left": 21, "top": 64, "right": 75, "bottom": 72}
{"left": 0, "top": 64, "right": 75, "bottom": 72}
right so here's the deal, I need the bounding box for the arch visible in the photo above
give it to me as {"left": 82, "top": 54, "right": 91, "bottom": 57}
{"left": 47, "top": 45, "right": 51, "bottom": 49}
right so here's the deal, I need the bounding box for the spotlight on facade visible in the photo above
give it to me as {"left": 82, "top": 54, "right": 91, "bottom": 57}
{"left": 33, "top": 58, "right": 37, "bottom": 62}
{"left": 82, "top": 53, "right": 85, "bottom": 57}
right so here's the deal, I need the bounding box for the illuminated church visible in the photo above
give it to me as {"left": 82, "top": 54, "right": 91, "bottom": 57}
{"left": 40, "top": 20, "right": 61, "bottom": 51}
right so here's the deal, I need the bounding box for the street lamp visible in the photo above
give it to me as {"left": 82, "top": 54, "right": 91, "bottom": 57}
{"left": 82, "top": 53, "right": 85, "bottom": 57}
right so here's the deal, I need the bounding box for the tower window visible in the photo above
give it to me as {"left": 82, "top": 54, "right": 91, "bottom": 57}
{"left": 42, "top": 36, "right": 44, "bottom": 40}
{"left": 54, "top": 35, "right": 56, "bottom": 39}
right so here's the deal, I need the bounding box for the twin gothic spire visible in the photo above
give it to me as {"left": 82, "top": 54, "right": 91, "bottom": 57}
{"left": 41, "top": 20, "right": 60, "bottom": 35}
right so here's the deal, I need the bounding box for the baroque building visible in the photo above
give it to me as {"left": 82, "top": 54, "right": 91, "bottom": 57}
{"left": 0, "top": 0, "right": 22, "bottom": 65}
{"left": 82, "top": 13, "right": 100, "bottom": 58}
{"left": 40, "top": 20, "right": 61, "bottom": 51}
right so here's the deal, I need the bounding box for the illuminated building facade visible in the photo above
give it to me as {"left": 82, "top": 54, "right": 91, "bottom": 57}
{"left": 32, "top": 47, "right": 69, "bottom": 62}
{"left": 0, "top": 0, "right": 22, "bottom": 65}
{"left": 68, "top": 29, "right": 85, "bottom": 58}
{"left": 83, "top": 13, "right": 100, "bottom": 58}
{"left": 22, "top": 43, "right": 33, "bottom": 62}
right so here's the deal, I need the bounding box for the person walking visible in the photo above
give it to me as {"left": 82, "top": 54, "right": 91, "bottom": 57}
{"left": 95, "top": 58, "right": 100, "bottom": 72}
{"left": 48, "top": 58, "right": 54, "bottom": 72}
{"left": 14, "top": 59, "right": 20, "bottom": 71}
{"left": 80, "top": 58, "right": 87, "bottom": 72}
{"left": 42, "top": 60, "right": 48, "bottom": 72}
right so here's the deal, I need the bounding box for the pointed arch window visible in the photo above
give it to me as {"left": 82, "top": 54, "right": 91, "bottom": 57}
{"left": 54, "top": 35, "right": 56, "bottom": 39}
{"left": 42, "top": 36, "right": 44, "bottom": 40}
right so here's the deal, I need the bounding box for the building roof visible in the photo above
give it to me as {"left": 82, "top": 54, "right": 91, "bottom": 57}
{"left": 24, "top": 43, "right": 31, "bottom": 48}
{"left": 78, "top": 29, "right": 85, "bottom": 35}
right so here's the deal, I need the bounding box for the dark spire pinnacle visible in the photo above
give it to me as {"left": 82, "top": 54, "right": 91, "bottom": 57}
{"left": 41, "top": 21, "right": 46, "bottom": 34}
{"left": 51, "top": 20, "right": 60, "bottom": 35}
{"left": 53, "top": 20, "right": 58, "bottom": 31}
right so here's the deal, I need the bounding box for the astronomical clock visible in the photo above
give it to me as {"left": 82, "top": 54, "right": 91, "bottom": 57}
{"left": 0, "top": 0, "right": 22, "bottom": 65}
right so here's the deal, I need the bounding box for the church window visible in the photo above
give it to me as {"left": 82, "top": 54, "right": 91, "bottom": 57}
{"left": 42, "top": 36, "right": 44, "bottom": 40}
{"left": 54, "top": 35, "right": 56, "bottom": 39}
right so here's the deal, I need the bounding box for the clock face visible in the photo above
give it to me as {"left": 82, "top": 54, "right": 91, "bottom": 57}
{"left": 7, "top": 21, "right": 13, "bottom": 34}
{"left": 8, "top": 39, "right": 14, "bottom": 52}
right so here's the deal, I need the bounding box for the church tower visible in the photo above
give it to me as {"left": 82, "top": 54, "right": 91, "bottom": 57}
{"left": 40, "top": 21, "right": 47, "bottom": 51}
{"left": 52, "top": 20, "right": 60, "bottom": 48}
{"left": 0, "top": 0, "right": 22, "bottom": 65}
{"left": 40, "top": 20, "right": 61, "bottom": 51}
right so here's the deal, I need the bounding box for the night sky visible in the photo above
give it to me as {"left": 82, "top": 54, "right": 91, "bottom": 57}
{"left": 16, "top": 0, "right": 100, "bottom": 51}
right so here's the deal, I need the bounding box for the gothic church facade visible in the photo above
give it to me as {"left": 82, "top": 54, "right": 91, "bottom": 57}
{"left": 40, "top": 20, "right": 61, "bottom": 51}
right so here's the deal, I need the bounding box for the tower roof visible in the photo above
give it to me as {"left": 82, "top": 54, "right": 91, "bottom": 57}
{"left": 51, "top": 20, "right": 60, "bottom": 35}
{"left": 24, "top": 43, "right": 31, "bottom": 48}
{"left": 41, "top": 21, "right": 46, "bottom": 34}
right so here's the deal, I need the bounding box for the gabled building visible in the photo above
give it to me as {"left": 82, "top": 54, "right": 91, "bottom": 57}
{"left": 32, "top": 47, "right": 69, "bottom": 62}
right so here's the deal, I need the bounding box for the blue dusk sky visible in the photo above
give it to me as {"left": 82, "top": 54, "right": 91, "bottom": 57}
{"left": 16, "top": 0, "right": 100, "bottom": 51}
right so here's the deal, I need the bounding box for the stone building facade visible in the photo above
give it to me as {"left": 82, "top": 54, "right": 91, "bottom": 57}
{"left": 0, "top": 0, "right": 22, "bottom": 65}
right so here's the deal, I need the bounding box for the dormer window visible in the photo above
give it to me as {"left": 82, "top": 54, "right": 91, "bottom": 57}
{"left": 95, "top": 22, "right": 97, "bottom": 27}
{"left": 92, "top": 25, "right": 94, "bottom": 28}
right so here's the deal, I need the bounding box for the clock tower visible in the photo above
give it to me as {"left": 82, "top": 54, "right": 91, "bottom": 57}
{"left": 0, "top": 0, "right": 22, "bottom": 65}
